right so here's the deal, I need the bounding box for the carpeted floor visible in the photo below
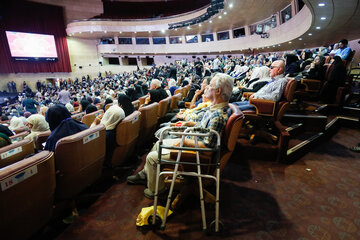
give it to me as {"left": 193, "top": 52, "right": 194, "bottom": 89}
{"left": 57, "top": 127, "right": 360, "bottom": 240}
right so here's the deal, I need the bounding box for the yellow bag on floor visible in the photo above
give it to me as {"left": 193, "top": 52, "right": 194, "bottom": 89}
{"left": 136, "top": 206, "right": 173, "bottom": 227}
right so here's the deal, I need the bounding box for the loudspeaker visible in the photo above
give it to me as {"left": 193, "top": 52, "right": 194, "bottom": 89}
{"left": 79, "top": 66, "right": 83, "bottom": 69}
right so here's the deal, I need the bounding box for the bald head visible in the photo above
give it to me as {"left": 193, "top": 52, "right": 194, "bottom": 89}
{"left": 270, "top": 60, "right": 285, "bottom": 77}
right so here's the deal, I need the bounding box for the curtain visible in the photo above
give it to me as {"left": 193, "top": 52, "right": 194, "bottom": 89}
{"left": 0, "top": 1, "right": 71, "bottom": 73}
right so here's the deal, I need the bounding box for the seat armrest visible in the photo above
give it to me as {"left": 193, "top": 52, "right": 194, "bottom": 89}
{"left": 249, "top": 98, "right": 276, "bottom": 116}
{"left": 300, "top": 78, "right": 322, "bottom": 92}
{"left": 242, "top": 92, "right": 255, "bottom": 99}
{"left": 184, "top": 102, "right": 191, "bottom": 108}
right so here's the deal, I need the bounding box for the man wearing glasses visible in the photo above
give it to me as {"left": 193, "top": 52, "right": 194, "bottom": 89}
{"left": 233, "top": 60, "right": 288, "bottom": 110}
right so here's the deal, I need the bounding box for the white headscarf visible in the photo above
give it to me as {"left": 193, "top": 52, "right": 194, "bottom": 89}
{"left": 65, "top": 103, "right": 74, "bottom": 113}
{"left": 26, "top": 114, "right": 49, "bottom": 133}
{"left": 9, "top": 116, "right": 25, "bottom": 131}
{"left": 100, "top": 105, "right": 125, "bottom": 130}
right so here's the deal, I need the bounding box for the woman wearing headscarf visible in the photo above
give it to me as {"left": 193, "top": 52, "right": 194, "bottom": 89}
{"left": 320, "top": 56, "right": 347, "bottom": 103}
{"left": 0, "top": 124, "right": 14, "bottom": 137}
{"left": 101, "top": 105, "right": 125, "bottom": 166}
{"left": 65, "top": 103, "right": 75, "bottom": 113}
{"left": 79, "top": 99, "right": 90, "bottom": 112}
{"left": 0, "top": 133, "right": 12, "bottom": 148}
{"left": 8, "top": 116, "right": 26, "bottom": 132}
{"left": 44, "top": 104, "right": 88, "bottom": 152}
{"left": 24, "top": 114, "right": 49, "bottom": 148}
{"left": 85, "top": 104, "right": 98, "bottom": 114}
{"left": 304, "top": 55, "right": 327, "bottom": 80}
{"left": 285, "top": 54, "right": 301, "bottom": 77}
{"left": 118, "top": 94, "right": 135, "bottom": 117}
{"left": 103, "top": 98, "right": 113, "bottom": 111}
{"left": 39, "top": 106, "right": 49, "bottom": 117}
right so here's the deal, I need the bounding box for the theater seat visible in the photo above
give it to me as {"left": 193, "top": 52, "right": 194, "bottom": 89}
{"left": 139, "top": 95, "right": 148, "bottom": 106}
{"left": 81, "top": 109, "right": 104, "bottom": 127}
{"left": 71, "top": 112, "right": 85, "bottom": 122}
{"left": 9, "top": 131, "right": 29, "bottom": 143}
{"left": 132, "top": 100, "right": 140, "bottom": 110}
{"left": 138, "top": 102, "right": 159, "bottom": 147}
{"left": 110, "top": 111, "right": 141, "bottom": 167}
{"left": 104, "top": 103, "right": 113, "bottom": 112}
{"left": 158, "top": 96, "right": 171, "bottom": 118}
{"left": 240, "top": 78, "right": 297, "bottom": 144}
{"left": 167, "top": 104, "right": 244, "bottom": 208}
{"left": 54, "top": 124, "right": 106, "bottom": 200}
{"left": 35, "top": 130, "right": 51, "bottom": 151}
{"left": 0, "top": 151, "right": 55, "bottom": 240}
{"left": 13, "top": 126, "right": 29, "bottom": 134}
{"left": 169, "top": 93, "right": 182, "bottom": 110}
{"left": 96, "top": 102, "right": 105, "bottom": 110}
{"left": 0, "top": 138, "right": 34, "bottom": 168}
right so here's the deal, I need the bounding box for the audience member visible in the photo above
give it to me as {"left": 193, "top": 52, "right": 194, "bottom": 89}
{"left": 44, "top": 104, "right": 88, "bottom": 152}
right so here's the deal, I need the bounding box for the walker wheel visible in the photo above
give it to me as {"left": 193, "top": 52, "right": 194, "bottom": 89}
{"left": 209, "top": 220, "right": 223, "bottom": 234}
{"left": 148, "top": 214, "right": 162, "bottom": 227}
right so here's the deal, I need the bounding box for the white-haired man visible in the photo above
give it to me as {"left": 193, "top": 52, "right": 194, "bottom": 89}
{"left": 127, "top": 73, "right": 235, "bottom": 198}
{"left": 145, "top": 79, "right": 168, "bottom": 105}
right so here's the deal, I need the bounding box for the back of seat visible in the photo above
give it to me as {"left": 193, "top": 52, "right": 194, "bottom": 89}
{"left": 71, "top": 112, "right": 85, "bottom": 122}
{"left": 35, "top": 130, "right": 51, "bottom": 151}
{"left": 0, "top": 151, "right": 55, "bottom": 240}
{"left": 81, "top": 109, "right": 104, "bottom": 127}
{"left": 132, "top": 100, "right": 140, "bottom": 110}
{"left": 0, "top": 138, "right": 34, "bottom": 168}
{"left": 9, "top": 131, "right": 29, "bottom": 143}
{"left": 158, "top": 96, "right": 170, "bottom": 118}
{"left": 139, "top": 102, "right": 159, "bottom": 146}
{"left": 169, "top": 93, "right": 182, "bottom": 110}
{"left": 54, "top": 124, "right": 106, "bottom": 200}
{"left": 111, "top": 111, "right": 141, "bottom": 166}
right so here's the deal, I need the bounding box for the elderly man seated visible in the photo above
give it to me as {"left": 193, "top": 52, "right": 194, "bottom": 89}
{"left": 127, "top": 73, "right": 234, "bottom": 199}
{"left": 232, "top": 60, "right": 288, "bottom": 111}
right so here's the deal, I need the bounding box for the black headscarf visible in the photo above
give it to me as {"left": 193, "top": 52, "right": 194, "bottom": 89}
{"left": 80, "top": 99, "right": 90, "bottom": 112}
{"left": 86, "top": 104, "right": 98, "bottom": 114}
{"left": 118, "top": 94, "right": 135, "bottom": 117}
{"left": 45, "top": 104, "right": 88, "bottom": 152}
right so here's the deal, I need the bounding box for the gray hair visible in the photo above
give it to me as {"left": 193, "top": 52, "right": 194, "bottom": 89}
{"left": 213, "top": 73, "right": 234, "bottom": 102}
{"left": 151, "top": 79, "right": 161, "bottom": 88}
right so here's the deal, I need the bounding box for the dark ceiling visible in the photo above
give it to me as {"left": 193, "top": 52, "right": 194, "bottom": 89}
{"left": 95, "top": 0, "right": 210, "bottom": 19}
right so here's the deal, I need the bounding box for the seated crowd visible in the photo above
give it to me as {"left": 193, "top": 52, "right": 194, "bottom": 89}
{"left": 0, "top": 38, "right": 356, "bottom": 201}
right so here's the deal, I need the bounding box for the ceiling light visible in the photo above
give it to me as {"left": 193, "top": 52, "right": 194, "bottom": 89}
{"left": 267, "top": 46, "right": 270, "bottom": 48}
{"left": 209, "top": 20, "right": 213, "bottom": 23}
{"left": 299, "top": 38, "right": 302, "bottom": 40}
{"left": 161, "top": 29, "right": 165, "bottom": 33}
{"left": 229, "top": 3, "right": 233, "bottom": 8}
{"left": 278, "top": 44, "right": 281, "bottom": 46}
{"left": 320, "top": 17, "right": 326, "bottom": 20}
{"left": 289, "top": 41, "right": 292, "bottom": 44}
{"left": 318, "top": 3, "right": 325, "bottom": 7}
{"left": 308, "top": 33, "right": 312, "bottom": 36}
{"left": 90, "top": 31, "right": 93, "bottom": 33}
{"left": 316, "top": 26, "right": 321, "bottom": 29}
{"left": 224, "top": 12, "right": 227, "bottom": 15}
{"left": 104, "top": 31, "right": 107, "bottom": 33}
{"left": 148, "top": 31, "right": 151, "bottom": 33}
{"left": 218, "top": 16, "right": 222, "bottom": 19}
{"left": 187, "top": 26, "right": 191, "bottom": 30}
{"left": 119, "top": 31, "right": 122, "bottom": 34}
{"left": 134, "top": 31, "right": 137, "bottom": 33}
{"left": 175, "top": 29, "right": 178, "bottom": 31}
{"left": 199, "top": 23, "right": 202, "bottom": 27}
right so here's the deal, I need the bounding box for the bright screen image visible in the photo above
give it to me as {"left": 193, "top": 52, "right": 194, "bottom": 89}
{"left": 5, "top": 31, "right": 58, "bottom": 59}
